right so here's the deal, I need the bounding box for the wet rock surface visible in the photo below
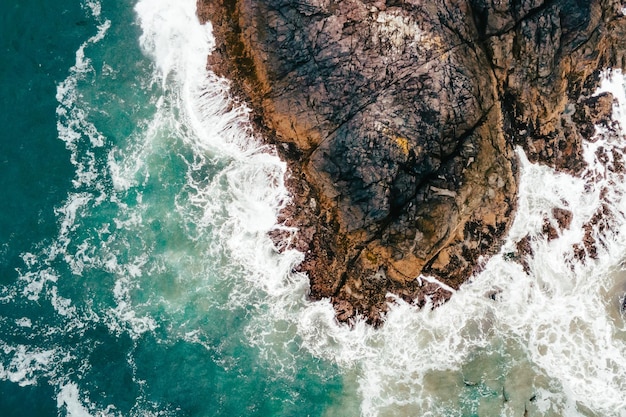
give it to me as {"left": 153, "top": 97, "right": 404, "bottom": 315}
{"left": 197, "top": 0, "right": 626, "bottom": 323}
{"left": 542, "top": 207, "right": 573, "bottom": 241}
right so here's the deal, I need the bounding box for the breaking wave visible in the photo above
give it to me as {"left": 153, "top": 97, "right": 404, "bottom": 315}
{"left": 1, "top": 0, "right": 626, "bottom": 415}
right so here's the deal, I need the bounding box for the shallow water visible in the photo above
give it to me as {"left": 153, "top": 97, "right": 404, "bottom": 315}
{"left": 1, "top": 0, "right": 626, "bottom": 416}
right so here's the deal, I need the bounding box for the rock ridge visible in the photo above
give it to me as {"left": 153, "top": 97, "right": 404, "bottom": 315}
{"left": 197, "top": 0, "right": 626, "bottom": 324}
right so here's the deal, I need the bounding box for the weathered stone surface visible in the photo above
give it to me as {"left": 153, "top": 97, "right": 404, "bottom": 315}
{"left": 484, "top": 0, "right": 626, "bottom": 174}
{"left": 197, "top": 0, "right": 626, "bottom": 323}
{"left": 515, "top": 234, "right": 534, "bottom": 273}
{"left": 541, "top": 207, "right": 573, "bottom": 241}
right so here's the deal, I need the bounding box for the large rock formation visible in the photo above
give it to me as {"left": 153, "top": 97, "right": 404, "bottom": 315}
{"left": 197, "top": 0, "right": 626, "bottom": 323}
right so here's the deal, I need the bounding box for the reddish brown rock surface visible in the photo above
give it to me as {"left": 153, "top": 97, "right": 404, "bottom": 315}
{"left": 197, "top": 0, "right": 626, "bottom": 323}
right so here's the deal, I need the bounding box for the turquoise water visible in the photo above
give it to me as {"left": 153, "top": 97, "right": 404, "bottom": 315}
{"left": 2, "top": 0, "right": 626, "bottom": 416}
{"left": 0, "top": 1, "right": 342, "bottom": 415}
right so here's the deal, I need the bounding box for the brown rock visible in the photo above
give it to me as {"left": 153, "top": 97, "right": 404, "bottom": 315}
{"left": 553, "top": 207, "right": 573, "bottom": 231}
{"left": 515, "top": 234, "right": 533, "bottom": 273}
{"left": 542, "top": 207, "right": 573, "bottom": 241}
{"left": 197, "top": 0, "right": 626, "bottom": 323}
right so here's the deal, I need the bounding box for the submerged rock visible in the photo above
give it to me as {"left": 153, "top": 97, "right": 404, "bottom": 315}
{"left": 197, "top": 0, "right": 626, "bottom": 323}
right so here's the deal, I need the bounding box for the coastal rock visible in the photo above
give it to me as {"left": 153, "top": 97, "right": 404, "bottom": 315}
{"left": 542, "top": 207, "right": 573, "bottom": 241}
{"left": 197, "top": 0, "right": 626, "bottom": 323}
{"left": 515, "top": 234, "right": 534, "bottom": 274}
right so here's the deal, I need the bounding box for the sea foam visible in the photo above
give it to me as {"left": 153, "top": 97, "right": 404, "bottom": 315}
{"left": 4, "top": 0, "right": 626, "bottom": 415}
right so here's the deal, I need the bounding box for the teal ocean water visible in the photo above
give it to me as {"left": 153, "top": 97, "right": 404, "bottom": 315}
{"left": 2, "top": 1, "right": 626, "bottom": 416}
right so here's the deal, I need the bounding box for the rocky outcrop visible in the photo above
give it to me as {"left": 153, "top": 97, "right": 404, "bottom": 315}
{"left": 197, "top": 0, "right": 626, "bottom": 323}
{"left": 481, "top": 0, "right": 625, "bottom": 174}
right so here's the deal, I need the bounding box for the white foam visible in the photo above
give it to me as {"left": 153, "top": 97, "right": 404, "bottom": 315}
{"left": 19, "top": 268, "right": 58, "bottom": 302}
{"left": 135, "top": 0, "right": 268, "bottom": 158}
{"left": 15, "top": 318, "right": 32, "bottom": 328}
{"left": 54, "top": 193, "right": 92, "bottom": 253}
{"left": 135, "top": 0, "right": 213, "bottom": 89}
{"left": 57, "top": 382, "right": 120, "bottom": 417}
{"left": 55, "top": 4, "right": 110, "bottom": 191}
{"left": 50, "top": 286, "right": 77, "bottom": 318}
{"left": 105, "top": 264, "right": 158, "bottom": 339}
{"left": 133, "top": 0, "right": 299, "bottom": 296}
{"left": 107, "top": 147, "right": 139, "bottom": 191}
{"left": 57, "top": 383, "right": 95, "bottom": 417}
{"left": 0, "top": 343, "right": 57, "bottom": 387}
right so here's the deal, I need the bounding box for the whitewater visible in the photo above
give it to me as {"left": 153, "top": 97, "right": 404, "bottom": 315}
{"left": 1, "top": 0, "right": 626, "bottom": 416}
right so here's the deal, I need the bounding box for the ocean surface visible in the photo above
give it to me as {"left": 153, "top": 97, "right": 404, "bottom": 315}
{"left": 1, "top": 0, "right": 626, "bottom": 416}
